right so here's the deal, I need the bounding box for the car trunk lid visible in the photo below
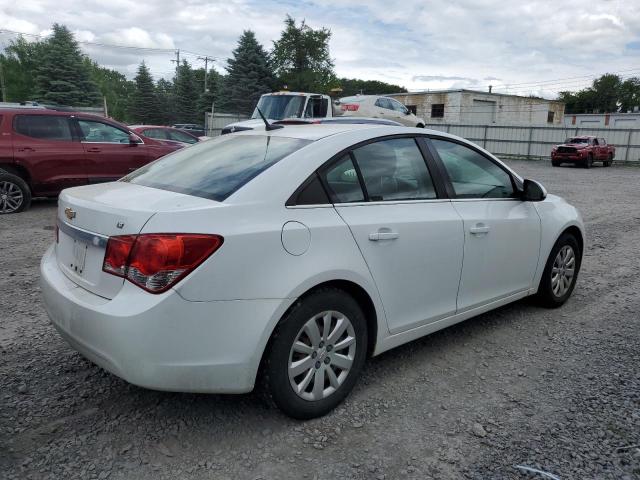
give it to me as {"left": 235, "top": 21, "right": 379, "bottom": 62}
{"left": 56, "top": 182, "right": 219, "bottom": 299}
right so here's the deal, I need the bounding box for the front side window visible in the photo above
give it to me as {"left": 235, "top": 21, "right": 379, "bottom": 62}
{"left": 352, "top": 138, "right": 436, "bottom": 201}
{"left": 304, "top": 98, "right": 329, "bottom": 118}
{"left": 389, "top": 99, "right": 408, "bottom": 113}
{"left": 431, "top": 139, "right": 514, "bottom": 199}
{"left": 78, "top": 120, "right": 130, "bottom": 143}
{"left": 14, "top": 115, "right": 72, "bottom": 141}
{"left": 123, "top": 135, "right": 311, "bottom": 202}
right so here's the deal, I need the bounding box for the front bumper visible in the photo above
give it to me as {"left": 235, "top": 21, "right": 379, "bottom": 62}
{"left": 552, "top": 153, "right": 586, "bottom": 163}
{"left": 40, "top": 245, "right": 285, "bottom": 393}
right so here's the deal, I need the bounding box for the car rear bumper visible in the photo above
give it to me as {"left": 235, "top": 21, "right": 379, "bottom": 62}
{"left": 40, "top": 244, "right": 284, "bottom": 393}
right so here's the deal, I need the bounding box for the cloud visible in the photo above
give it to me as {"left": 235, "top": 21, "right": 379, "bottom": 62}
{"left": 1, "top": 0, "right": 638, "bottom": 99}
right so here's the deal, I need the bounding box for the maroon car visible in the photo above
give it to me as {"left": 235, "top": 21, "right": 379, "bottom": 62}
{"left": 551, "top": 136, "right": 615, "bottom": 168}
{"left": 0, "top": 107, "right": 181, "bottom": 213}
{"left": 130, "top": 125, "right": 201, "bottom": 146}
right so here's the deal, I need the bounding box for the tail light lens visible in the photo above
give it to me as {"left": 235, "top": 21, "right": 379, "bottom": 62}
{"left": 102, "top": 233, "right": 223, "bottom": 293}
{"left": 340, "top": 104, "right": 359, "bottom": 111}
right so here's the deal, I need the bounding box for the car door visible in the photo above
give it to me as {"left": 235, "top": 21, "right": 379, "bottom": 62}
{"left": 388, "top": 99, "right": 411, "bottom": 125}
{"left": 74, "top": 118, "right": 150, "bottom": 183}
{"left": 428, "top": 137, "right": 541, "bottom": 311}
{"left": 322, "top": 136, "right": 464, "bottom": 334}
{"left": 11, "top": 113, "right": 86, "bottom": 194}
{"left": 374, "top": 98, "right": 394, "bottom": 120}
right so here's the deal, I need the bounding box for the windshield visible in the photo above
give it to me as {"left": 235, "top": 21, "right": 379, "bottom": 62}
{"left": 251, "top": 95, "right": 306, "bottom": 120}
{"left": 566, "top": 138, "right": 589, "bottom": 144}
{"left": 122, "top": 135, "right": 311, "bottom": 201}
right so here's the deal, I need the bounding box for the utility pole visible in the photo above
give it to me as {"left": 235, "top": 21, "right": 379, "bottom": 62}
{"left": 171, "top": 49, "right": 180, "bottom": 76}
{"left": 197, "top": 56, "right": 215, "bottom": 92}
{"left": 489, "top": 85, "right": 493, "bottom": 93}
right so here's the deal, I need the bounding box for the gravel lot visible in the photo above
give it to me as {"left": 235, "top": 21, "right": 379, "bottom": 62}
{"left": 1, "top": 160, "right": 639, "bottom": 480}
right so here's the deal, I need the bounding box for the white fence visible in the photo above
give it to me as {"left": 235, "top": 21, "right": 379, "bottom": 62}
{"left": 424, "top": 123, "right": 640, "bottom": 163}
{"left": 204, "top": 112, "right": 249, "bottom": 136}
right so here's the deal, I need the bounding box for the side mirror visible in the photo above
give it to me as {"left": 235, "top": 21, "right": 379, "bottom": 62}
{"left": 129, "top": 133, "right": 142, "bottom": 145}
{"left": 522, "top": 179, "right": 547, "bottom": 202}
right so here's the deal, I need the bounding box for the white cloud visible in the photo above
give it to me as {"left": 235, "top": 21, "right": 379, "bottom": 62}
{"left": 1, "top": 0, "right": 639, "bottom": 98}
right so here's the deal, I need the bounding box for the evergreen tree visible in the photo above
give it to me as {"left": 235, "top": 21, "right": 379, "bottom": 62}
{"left": 156, "top": 78, "right": 176, "bottom": 125}
{"left": 129, "top": 62, "right": 159, "bottom": 124}
{"left": 219, "top": 31, "right": 274, "bottom": 115}
{"left": 271, "top": 16, "right": 335, "bottom": 93}
{"left": 174, "top": 60, "right": 199, "bottom": 123}
{"left": 34, "top": 24, "right": 101, "bottom": 106}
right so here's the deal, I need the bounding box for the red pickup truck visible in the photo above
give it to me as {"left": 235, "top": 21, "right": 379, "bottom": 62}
{"left": 551, "top": 136, "right": 615, "bottom": 168}
{"left": 0, "top": 107, "right": 181, "bottom": 213}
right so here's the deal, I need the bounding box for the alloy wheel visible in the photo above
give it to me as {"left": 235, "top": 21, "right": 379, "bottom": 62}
{"left": 551, "top": 245, "right": 576, "bottom": 297}
{"left": 288, "top": 310, "right": 357, "bottom": 401}
{"left": 0, "top": 180, "right": 24, "bottom": 213}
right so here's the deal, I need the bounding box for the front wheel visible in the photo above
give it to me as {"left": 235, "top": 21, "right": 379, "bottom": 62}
{"left": 584, "top": 154, "right": 593, "bottom": 169}
{"left": 536, "top": 233, "right": 581, "bottom": 308}
{"left": 0, "top": 172, "right": 31, "bottom": 214}
{"left": 604, "top": 154, "right": 613, "bottom": 167}
{"left": 262, "top": 288, "right": 368, "bottom": 419}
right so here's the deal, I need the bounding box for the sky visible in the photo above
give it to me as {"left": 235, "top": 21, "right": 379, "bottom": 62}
{"left": 1, "top": 0, "right": 639, "bottom": 99}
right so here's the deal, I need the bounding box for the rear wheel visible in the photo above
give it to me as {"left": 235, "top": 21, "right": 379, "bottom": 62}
{"left": 262, "top": 288, "right": 368, "bottom": 419}
{"left": 0, "top": 172, "right": 31, "bottom": 214}
{"left": 416, "top": 123, "right": 424, "bottom": 128}
{"left": 536, "top": 233, "right": 581, "bottom": 308}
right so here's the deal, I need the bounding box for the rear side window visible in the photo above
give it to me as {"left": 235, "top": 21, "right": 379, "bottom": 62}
{"left": 14, "top": 115, "right": 72, "bottom": 141}
{"left": 143, "top": 128, "right": 169, "bottom": 140}
{"left": 352, "top": 138, "right": 436, "bottom": 201}
{"left": 123, "top": 135, "right": 311, "bottom": 202}
{"left": 168, "top": 130, "right": 198, "bottom": 144}
{"left": 324, "top": 155, "right": 365, "bottom": 203}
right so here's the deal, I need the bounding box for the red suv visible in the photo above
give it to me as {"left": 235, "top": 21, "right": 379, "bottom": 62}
{"left": 0, "top": 107, "right": 181, "bottom": 213}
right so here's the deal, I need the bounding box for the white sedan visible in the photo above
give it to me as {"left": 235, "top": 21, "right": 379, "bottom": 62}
{"left": 41, "top": 124, "right": 584, "bottom": 419}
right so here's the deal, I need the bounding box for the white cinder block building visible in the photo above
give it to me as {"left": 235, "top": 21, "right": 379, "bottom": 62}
{"left": 563, "top": 112, "right": 640, "bottom": 128}
{"left": 387, "top": 89, "right": 565, "bottom": 126}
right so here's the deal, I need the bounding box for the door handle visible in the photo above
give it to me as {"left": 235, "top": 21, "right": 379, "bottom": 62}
{"left": 470, "top": 224, "right": 490, "bottom": 235}
{"left": 86, "top": 147, "right": 101, "bottom": 153}
{"left": 369, "top": 231, "right": 399, "bottom": 241}
{"left": 17, "top": 147, "right": 35, "bottom": 152}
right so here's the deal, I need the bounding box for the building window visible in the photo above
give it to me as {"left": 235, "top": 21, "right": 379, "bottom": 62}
{"left": 406, "top": 105, "right": 417, "bottom": 115}
{"left": 547, "top": 111, "right": 555, "bottom": 123}
{"left": 431, "top": 104, "right": 445, "bottom": 118}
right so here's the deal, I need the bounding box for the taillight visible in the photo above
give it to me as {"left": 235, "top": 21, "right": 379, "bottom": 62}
{"left": 102, "top": 234, "right": 223, "bottom": 293}
{"left": 340, "top": 104, "right": 359, "bottom": 111}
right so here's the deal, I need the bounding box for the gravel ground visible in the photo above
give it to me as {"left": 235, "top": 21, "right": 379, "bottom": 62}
{"left": 1, "top": 160, "right": 639, "bottom": 480}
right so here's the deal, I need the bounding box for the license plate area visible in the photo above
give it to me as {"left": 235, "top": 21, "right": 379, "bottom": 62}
{"left": 70, "top": 240, "right": 88, "bottom": 275}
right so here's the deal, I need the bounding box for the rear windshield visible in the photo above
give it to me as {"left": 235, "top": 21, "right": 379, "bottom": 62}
{"left": 122, "top": 135, "right": 311, "bottom": 201}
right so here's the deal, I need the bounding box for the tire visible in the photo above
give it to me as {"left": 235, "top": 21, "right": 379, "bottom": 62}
{"left": 535, "top": 233, "right": 582, "bottom": 308}
{"left": 0, "top": 172, "right": 31, "bottom": 214}
{"left": 552, "top": 161, "right": 560, "bottom": 167}
{"left": 584, "top": 154, "right": 593, "bottom": 169}
{"left": 604, "top": 154, "right": 613, "bottom": 167}
{"left": 262, "top": 288, "right": 368, "bottom": 419}
{"left": 416, "top": 124, "right": 425, "bottom": 128}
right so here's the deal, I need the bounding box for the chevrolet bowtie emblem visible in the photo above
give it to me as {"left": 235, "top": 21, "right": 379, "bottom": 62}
{"left": 64, "top": 207, "right": 76, "bottom": 220}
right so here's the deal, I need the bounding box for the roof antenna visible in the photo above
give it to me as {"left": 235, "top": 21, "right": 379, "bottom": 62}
{"left": 257, "top": 108, "right": 284, "bottom": 131}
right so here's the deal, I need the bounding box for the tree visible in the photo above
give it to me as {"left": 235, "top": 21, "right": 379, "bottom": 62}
{"left": 87, "top": 59, "right": 135, "bottom": 122}
{"left": 129, "top": 62, "right": 159, "bottom": 124}
{"left": 219, "top": 31, "right": 274, "bottom": 115}
{"left": 174, "top": 60, "right": 199, "bottom": 123}
{"left": 0, "top": 36, "right": 43, "bottom": 102}
{"left": 271, "top": 16, "right": 335, "bottom": 93}
{"left": 559, "top": 73, "right": 640, "bottom": 114}
{"left": 156, "top": 78, "right": 176, "bottom": 125}
{"left": 34, "top": 24, "right": 101, "bottom": 106}
{"left": 335, "top": 78, "right": 407, "bottom": 97}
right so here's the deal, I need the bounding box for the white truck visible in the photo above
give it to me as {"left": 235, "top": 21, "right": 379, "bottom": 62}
{"left": 221, "top": 92, "right": 335, "bottom": 134}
